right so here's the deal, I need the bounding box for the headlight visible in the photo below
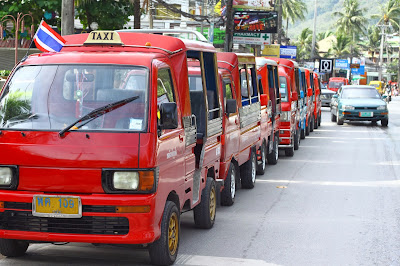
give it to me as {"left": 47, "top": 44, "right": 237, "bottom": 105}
{"left": 102, "top": 169, "right": 157, "bottom": 194}
{"left": 342, "top": 105, "right": 355, "bottom": 110}
{"left": 0, "top": 168, "right": 12, "bottom": 185}
{"left": 113, "top": 172, "right": 139, "bottom": 190}
{"left": 0, "top": 166, "right": 18, "bottom": 189}
{"left": 377, "top": 105, "right": 387, "bottom": 110}
{"left": 281, "top": 111, "right": 291, "bottom": 122}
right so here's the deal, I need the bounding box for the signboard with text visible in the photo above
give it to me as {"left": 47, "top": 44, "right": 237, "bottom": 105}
{"left": 261, "top": 44, "right": 280, "bottom": 57}
{"left": 233, "top": 32, "right": 271, "bottom": 45}
{"left": 233, "top": 0, "right": 274, "bottom": 10}
{"left": 280, "top": 45, "right": 297, "bottom": 59}
{"left": 335, "top": 59, "right": 349, "bottom": 69}
{"left": 234, "top": 11, "right": 278, "bottom": 34}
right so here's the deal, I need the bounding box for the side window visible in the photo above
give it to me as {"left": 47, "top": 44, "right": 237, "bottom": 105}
{"left": 223, "top": 79, "right": 233, "bottom": 100}
{"left": 157, "top": 68, "right": 175, "bottom": 103}
{"left": 157, "top": 68, "right": 175, "bottom": 120}
{"left": 274, "top": 66, "right": 280, "bottom": 104}
{"left": 240, "top": 67, "right": 250, "bottom": 106}
{"left": 249, "top": 66, "right": 258, "bottom": 103}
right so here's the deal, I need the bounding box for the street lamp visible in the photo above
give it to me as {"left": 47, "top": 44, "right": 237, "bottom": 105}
{"left": 0, "top": 12, "right": 34, "bottom": 65}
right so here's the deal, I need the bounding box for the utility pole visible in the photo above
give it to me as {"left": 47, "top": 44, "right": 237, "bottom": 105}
{"left": 310, "top": 0, "right": 317, "bottom": 60}
{"left": 224, "top": 0, "right": 233, "bottom": 52}
{"left": 149, "top": 0, "right": 154, "bottom": 29}
{"left": 277, "top": 0, "right": 283, "bottom": 44}
{"left": 61, "top": 0, "right": 74, "bottom": 35}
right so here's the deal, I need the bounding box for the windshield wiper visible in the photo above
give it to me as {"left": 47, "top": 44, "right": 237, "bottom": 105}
{"left": 59, "top": 95, "right": 139, "bottom": 137}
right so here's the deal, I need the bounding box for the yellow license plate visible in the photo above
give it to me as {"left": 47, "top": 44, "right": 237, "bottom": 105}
{"left": 32, "top": 195, "right": 82, "bottom": 218}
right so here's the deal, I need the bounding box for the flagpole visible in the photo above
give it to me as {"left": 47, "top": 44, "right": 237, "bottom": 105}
{"left": 22, "top": 20, "right": 41, "bottom": 62}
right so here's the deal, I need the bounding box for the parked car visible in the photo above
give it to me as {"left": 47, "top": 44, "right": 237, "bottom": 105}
{"left": 330, "top": 85, "right": 389, "bottom": 126}
{"left": 321, "top": 88, "right": 335, "bottom": 107}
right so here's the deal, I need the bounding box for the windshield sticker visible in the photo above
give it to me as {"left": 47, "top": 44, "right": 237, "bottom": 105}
{"left": 129, "top": 118, "right": 142, "bottom": 130}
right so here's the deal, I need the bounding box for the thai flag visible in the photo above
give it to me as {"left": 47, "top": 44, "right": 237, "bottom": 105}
{"left": 33, "top": 21, "right": 66, "bottom": 52}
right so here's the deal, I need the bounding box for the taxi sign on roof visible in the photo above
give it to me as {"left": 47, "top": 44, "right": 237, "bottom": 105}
{"left": 84, "top": 31, "right": 124, "bottom": 45}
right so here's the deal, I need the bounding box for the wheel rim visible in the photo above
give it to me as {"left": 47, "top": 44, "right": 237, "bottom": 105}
{"left": 168, "top": 212, "right": 179, "bottom": 256}
{"left": 230, "top": 169, "right": 236, "bottom": 199}
{"left": 209, "top": 185, "right": 216, "bottom": 221}
{"left": 251, "top": 154, "right": 256, "bottom": 183}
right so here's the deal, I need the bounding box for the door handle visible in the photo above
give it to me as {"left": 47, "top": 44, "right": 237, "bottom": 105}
{"left": 179, "top": 134, "right": 184, "bottom": 142}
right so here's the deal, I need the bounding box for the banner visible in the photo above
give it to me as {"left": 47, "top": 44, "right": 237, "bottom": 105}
{"left": 280, "top": 45, "right": 297, "bottom": 59}
{"left": 234, "top": 11, "right": 278, "bottom": 34}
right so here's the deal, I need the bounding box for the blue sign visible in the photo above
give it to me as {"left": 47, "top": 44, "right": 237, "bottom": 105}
{"left": 335, "top": 59, "right": 349, "bottom": 69}
{"left": 280, "top": 45, "right": 297, "bottom": 59}
{"left": 351, "top": 66, "right": 365, "bottom": 75}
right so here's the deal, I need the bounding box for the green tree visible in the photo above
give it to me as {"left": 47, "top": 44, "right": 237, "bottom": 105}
{"left": 0, "top": 0, "right": 61, "bottom": 38}
{"left": 371, "top": 0, "right": 400, "bottom": 30}
{"left": 295, "top": 27, "right": 319, "bottom": 60}
{"left": 75, "top": 0, "right": 135, "bottom": 30}
{"left": 281, "top": 0, "right": 308, "bottom": 42}
{"left": 333, "top": 0, "right": 367, "bottom": 37}
{"left": 359, "top": 26, "right": 381, "bottom": 63}
{"left": 331, "top": 34, "right": 351, "bottom": 57}
{"left": 317, "top": 30, "right": 333, "bottom": 42}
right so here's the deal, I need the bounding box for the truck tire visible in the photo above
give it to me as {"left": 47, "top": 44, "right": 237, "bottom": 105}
{"left": 314, "top": 115, "right": 318, "bottom": 129}
{"left": 240, "top": 150, "right": 256, "bottom": 189}
{"left": 149, "top": 201, "right": 180, "bottom": 265}
{"left": 221, "top": 163, "right": 236, "bottom": 206}
{"left": 318, "top": 113, "right": 321, "bottom": 126}
{"left": 294, "top": 129, "right": 300, "bottom": 150}
{"left": 306, "top": 118, "right": 310, "bottom": 136}
{"left": 194, "top": 178, "right": 216, "bottom": 229}
{"left": 331, "top": 112, "right": 336, "bottom": 122}
{"left": 336, "top": 111, "right": 343, "bottom": 125}
{"left": 285, "top": 135, "right": 294, "bottom": 157}
{"left": 310, "top": 116, "right": 314, "bottom": 132}
{"left": 256, "top": 142, "right": 267, "bottom": 175}
{"left": 300, "top": 125, "right": 306, "bottom": 139}
{"left": 267, "top": 135, "right": 279, "bottom": 165}
{"left": 0, "top": 239, "right": 28, "bottom": 257}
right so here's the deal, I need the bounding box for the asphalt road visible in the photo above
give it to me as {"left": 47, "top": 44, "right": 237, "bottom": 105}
{"left": 2, "top": 98, "right": 400, "bottom": 265}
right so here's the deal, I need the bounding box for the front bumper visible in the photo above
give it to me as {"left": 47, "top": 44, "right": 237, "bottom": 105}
{"left": 279, "top": 124, "right": 293, "bottom": 148}
{"left": 0, "top": 191, "right": 159, "bottom": 244}
{"left": 338, "top": 110, "right": 388, "bottom": 121}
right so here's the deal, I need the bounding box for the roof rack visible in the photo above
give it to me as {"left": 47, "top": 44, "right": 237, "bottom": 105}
{"left": 116, "top": 29, "right": 208, "bottom": 43}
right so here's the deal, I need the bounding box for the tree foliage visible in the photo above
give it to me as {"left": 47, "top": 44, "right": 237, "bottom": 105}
{"left": 333, "top": 0, "right": 367, "bottom": 37}
{"left": 75, "top": 0, "right": 135, "bottom": 30}
{"left": 0, "top": 0, "right": 61, "bottom": 37}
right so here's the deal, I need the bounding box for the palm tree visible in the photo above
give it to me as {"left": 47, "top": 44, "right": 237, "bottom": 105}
{"left": 334, "top": 0, "right": 367, "bottom": 80}
{"left": 359, "top": 26, "right": 381, "bottom": 63}
{"left": 295, "top": 27, "right": 319, "bottom": 60}
{"left": 331, "top": 34, "right": 351, "bottom": 58}
{"left": 333, "top": 0, "right": 367, "bottom": 37}
{"left": 281, "top": 0, "right": 308, "bottom": 42}
{"left": 317, "top": 31, "right": 333, "bottom": 42}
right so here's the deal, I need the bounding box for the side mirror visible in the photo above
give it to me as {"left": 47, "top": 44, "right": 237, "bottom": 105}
{"left": 260, "top": 94, "right": 269, "bottom": 106}
{"left": 307, "top": 88, "right": 313, "bottom": 97}
{"left": 160, "top": 102, "right": 178, "bottom": 129}
{"left": 291, "top": 91, "right": 298, "bottom": 101}
{"left": 300, "top": 90, "right": 304, "bottom": 98}
{"left": 332, "top": 94, "right": 338, "bottom": 99}
{"left": 226, "top": 99, "right": 237, "bottom": 115}
{"left": 382, "top": 95, "right": 388, "bottom": 99}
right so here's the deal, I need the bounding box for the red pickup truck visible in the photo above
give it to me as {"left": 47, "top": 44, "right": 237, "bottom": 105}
{"left": 0, "top": 31, "right": 224, "bottom": 265}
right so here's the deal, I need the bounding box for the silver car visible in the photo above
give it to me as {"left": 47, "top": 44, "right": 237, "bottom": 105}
{"left": 321, "top": 88, "right": 336, "bottom": 107}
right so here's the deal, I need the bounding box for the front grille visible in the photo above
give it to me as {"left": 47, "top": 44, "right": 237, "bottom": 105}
{"left": 355, "top": 107, "right": 377, "bottom": 110}
{"left": 0, "top": 211, "right": 129, "bottom": 235}
{"left": 4, "top": 202, "right": 116, "bottom": 213}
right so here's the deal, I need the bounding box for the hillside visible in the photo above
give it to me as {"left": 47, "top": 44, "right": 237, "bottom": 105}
{"left": 287, "top": 0, "right": 386, "bottom": 41}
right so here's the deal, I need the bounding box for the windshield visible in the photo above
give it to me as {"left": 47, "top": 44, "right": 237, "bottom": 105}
{"left": 279, "top": 76, "right": 288, "bottom": 102}
{"left": 341, "top": 88, "right": 381, "bottom": 99}
{"left": 329, "top": 81, "right": 344, "bottom": 88}
{"left": 0, "top": 65, "right": 149, "bottom": 131}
